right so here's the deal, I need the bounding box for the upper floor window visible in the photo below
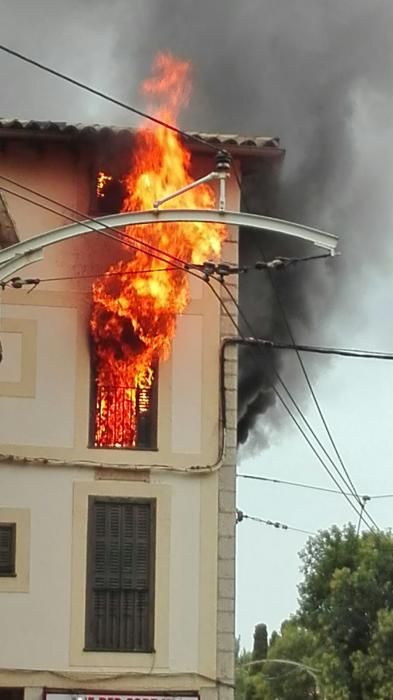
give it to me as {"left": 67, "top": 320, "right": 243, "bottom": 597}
{"left": 0, "top": 523, "right": 16, "bottom": 576}
{"left": 85, "top": 497, "right": 156, "bottom": 652}
{"left": 90, "top": 360, "right": 158, "bottom": 450}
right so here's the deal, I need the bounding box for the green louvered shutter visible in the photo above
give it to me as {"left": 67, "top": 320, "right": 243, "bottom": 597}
{"left": 85, "top": 498, "right": 155, "bottom": 651}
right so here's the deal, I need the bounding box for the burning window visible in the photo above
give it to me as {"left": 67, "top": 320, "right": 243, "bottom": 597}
{"left": 95, "top": 170, "right": 126, "bottom": 216}
{"left": 90, "top": 360, "right": 158, "bottom": 450}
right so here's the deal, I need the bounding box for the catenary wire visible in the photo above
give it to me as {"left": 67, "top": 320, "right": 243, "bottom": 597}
{"left": 0, "top": 43, "right": 222, "bottom": 154}
{"left": 241, "top": 512, "right": 315, "bottom": 536}
{"left": 0, "top": 173, "right": 189, "bottom": 268}
{"left": 265, "top": 341, "right": 393, "bottom": 361}
{"left": 0, "top": 185, "right": 190, "bottom": 274}
{"left": 216, "top": 278, "right": 378, "bottom": 531}
{"left": 237, "top": 473, "right": 393, "bottom": 502}
{"left": 231, "top": 164, "right": 378, "bottom": 530}
{"left": 32, "top": 266, "right": 180, "bottom": 283}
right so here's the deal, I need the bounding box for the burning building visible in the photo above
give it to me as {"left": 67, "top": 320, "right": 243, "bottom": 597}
{"left": 0, "top": 55, "right": 283, "bottom": 700}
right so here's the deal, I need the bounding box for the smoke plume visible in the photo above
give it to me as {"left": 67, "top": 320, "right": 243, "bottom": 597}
{"left": 1, "top": 0, "right": 393, "bottom": 448}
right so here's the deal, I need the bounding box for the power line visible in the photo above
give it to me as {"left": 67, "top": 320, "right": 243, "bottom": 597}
{"left": 0, "top": 185, "right": 190, "bottom": 275}
{"left": 238, "top": 473, "right": 374, "bottom": 499}
{"left": 238, "top": 473, "right": 393, "bottom": 502}
{"left": 218, "top": 280, "right": 378, "bottom": 531}
{"left": 231, "top": 167, "right": 379, "bottom": 531}
{"left": 0, "top": 43, "right": 221, "bottom": 154}
{"left": 238, "top": 510, "right": 315, "bottom": 536}
{"left": 19, "top": 266, "right": 180, "bottom": 284}
{"left": 243, "top": 338, "right": 393, "bottom": 362}
{"left": 0, "top": 173, "right": 188, "bottom": 268}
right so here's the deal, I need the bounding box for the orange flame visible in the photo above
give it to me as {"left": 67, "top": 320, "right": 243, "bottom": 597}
{"left": 96, "top": 171, "right": 113, "bottom": 198}
{"left": 90, "top": 53, "right": 227, "bottom": 448}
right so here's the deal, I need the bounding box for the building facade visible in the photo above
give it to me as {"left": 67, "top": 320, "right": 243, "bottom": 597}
{"left": 0, "top": 121, "right": 282, "bottom": 700}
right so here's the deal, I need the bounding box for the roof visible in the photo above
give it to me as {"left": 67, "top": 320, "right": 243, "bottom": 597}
{"left": 0, "top": 118, "right": 283, "bottom": 157}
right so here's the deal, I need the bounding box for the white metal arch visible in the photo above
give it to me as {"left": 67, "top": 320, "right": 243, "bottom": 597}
{"left": 0, "top": 208, "right": 338, "bottom": 282}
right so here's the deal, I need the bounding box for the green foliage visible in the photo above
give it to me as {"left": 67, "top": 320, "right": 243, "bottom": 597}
{"left": 236, "top": 526, "right": 393, "bottom": 700}
{"left": 299, "top": 524, "right": 393, "bottom": 698}
{"left": 236, "top": 621, "right": 318, "bottom": 700}
{"left": 263, "top": 619, "right": 318, "bottom": 699}
{"left": 250, "top": 623, "right": 268, "bottom": 673}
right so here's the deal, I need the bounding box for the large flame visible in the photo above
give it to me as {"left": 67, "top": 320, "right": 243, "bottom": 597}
{"left": 90, "top": 53, "right": 226, "bottom": 448}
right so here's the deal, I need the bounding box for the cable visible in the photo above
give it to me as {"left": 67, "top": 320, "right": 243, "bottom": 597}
{"left": 0, "top": 173, "right": 189, "bottom": 268}
{"left": 30, "top": 266, "right": 180, "bottom": 284}
{"left": 237, "top": 473, "right": 393, "bottom": 504}
{"left": 231, "top": 165, "right": 379, "bottom": 531}
{"left": 0, "top": 43, "right": 222, "bottom": 154}
{"left": 0, "top": 185, "right": 192, "bottom": 278}
{"left": 238, "top": 472, "right": 359, "bottom": 496}
{"left": 218, "top": 281, "right": 378, "bottom": 530}
{"left": 267, "top": 341, "right": 393, "bottom": 361}
{"left": 240, "top": 511, "right": 315, "bottom": 537}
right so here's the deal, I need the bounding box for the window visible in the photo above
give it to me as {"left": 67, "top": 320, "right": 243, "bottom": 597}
{"left": 90, "top": 360, "right": 159, "bottom": 450}
{"left": 0, "top": 523, "right": 16, "bottom": 576}
{"left": 85, "top": 497, "right": 155, "bottom": 652}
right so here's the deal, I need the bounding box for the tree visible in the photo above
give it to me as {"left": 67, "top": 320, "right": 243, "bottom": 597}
{"left": 235, "top": 640, "right": 253, "bottom": 700}
{"left": 352, "top": 609, "right": 393, "bottom": 699}
{"left": 298, "top": 524, "right": 393, "bottom": 699}
{"left": 262, "top": 619, "right": 318, "bottom": 700}
{"left": 236, "top": 621, "right": 318, "bottom": 700}
{"left": 250, "top": 623, "right": 268, "bottom": 673}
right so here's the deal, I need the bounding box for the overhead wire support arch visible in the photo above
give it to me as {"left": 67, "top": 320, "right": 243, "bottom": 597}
{"left": 0, "top": 208, "right": 338, "bottom": 283}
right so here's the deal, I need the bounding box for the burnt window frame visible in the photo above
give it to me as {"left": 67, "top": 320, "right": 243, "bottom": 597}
{"left": 0, "top": 523, "right": 16, "bottom": 577}
{"left": 84, "top": 496, "right": 156, "bottom": 653}
{"left": 88, "top": 347, "right": 159, "bottom": 451}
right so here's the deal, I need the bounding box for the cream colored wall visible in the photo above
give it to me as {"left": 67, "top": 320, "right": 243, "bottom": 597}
{"left": 0, "top": 140, "right": 239, "bottom": 695}
{"left": 0, "top": 463, "right": 218, "bottom": 686}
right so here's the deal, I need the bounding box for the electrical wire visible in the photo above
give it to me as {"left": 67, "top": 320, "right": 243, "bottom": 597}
{"left": 267, "top": 341, "right": 393, "bottom": 361}
{"left": 0, "top": 43, "right": 222, "bottom": 154}
{"left": 31, "top": 266, "right": 180, "bottom": 284}
{"left": 237, "top": 473, "right": 393, "bottom": 504}
{"left": 0, "top": 173, "right": 189, "bottom": 268}
{"left": 231, "top": 164, "right": 379, "bottom": 531}
{"left": 241, "top": 512, "right": 315, "bottom": 537}
{"left": 0, "top": 184, "right": 193, "bottom": 279}
{"left": 217, "top": 279, "right": 378, "bottom": 531}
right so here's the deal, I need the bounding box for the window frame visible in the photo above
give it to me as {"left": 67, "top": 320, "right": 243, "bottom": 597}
{"left": 88, "top": 344, "right": 159, "bottom": 451}
{"left": 84, "top": 496, "right": 156, "bottom": 653}
{"left": 0, "top": 523, "right": 16, "bottom": 577}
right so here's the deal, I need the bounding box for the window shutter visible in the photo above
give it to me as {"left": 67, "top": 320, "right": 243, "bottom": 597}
{"left": 122, "top": 502, "right": 150, "bottom": 589}
{"left": 86, "top": 498, "right": 155, "bottom": 651}
{"left": 0, "top": 524, "right": 15, "bottom": 575}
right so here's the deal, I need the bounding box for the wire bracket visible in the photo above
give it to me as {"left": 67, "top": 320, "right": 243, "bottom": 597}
{"left": 153, "top": 150, "right": 231, "bottom": 211}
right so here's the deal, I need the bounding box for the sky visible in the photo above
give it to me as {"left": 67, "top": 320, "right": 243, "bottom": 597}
{"left": 1, "top": 0, "right": 393, "bottom": 651}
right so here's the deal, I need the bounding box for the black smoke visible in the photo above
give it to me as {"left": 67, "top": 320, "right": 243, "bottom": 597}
{"left": 1, "top": 0, "right": 393, "bottom": 447}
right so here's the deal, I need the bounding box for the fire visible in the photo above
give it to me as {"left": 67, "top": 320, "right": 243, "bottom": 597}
{"left": 96, "top": 171, "right": 113, "bottom": 198}
{"left": 90, "top": 53, "right": 227, "bottom": 448}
